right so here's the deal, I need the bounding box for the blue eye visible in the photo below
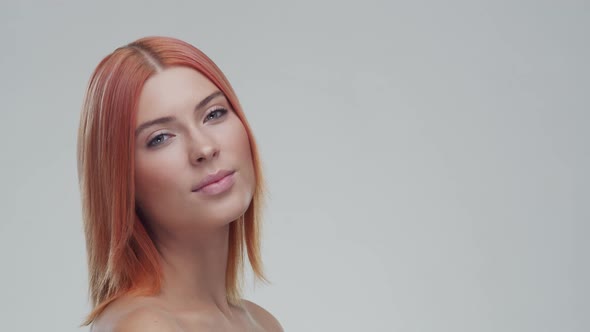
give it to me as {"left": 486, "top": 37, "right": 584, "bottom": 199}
{"left": 147, "top": 133, "right": 171, "bottom": 148}
{"left": 146, "top": 108, "right": 227, "bottom": 149}
{"left": 205, "top": 108, "right": 228, "bottom": 121}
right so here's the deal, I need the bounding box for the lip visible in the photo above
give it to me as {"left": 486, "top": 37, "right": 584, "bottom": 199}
{"left": 192, "top": 169, "right": 236, "bottom": 192}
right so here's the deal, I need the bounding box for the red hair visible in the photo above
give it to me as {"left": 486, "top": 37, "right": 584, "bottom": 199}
{"left": 76, "top": 36, "right": 268, "bottom": 326}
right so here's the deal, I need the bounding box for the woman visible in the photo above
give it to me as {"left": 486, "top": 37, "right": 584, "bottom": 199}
{"left": 77, "top": 36, "right": 283, "bottom": 331}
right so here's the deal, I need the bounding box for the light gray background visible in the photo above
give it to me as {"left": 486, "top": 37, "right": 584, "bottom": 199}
{"left": 0, "top": 1, "right": 588, "bottom": 331}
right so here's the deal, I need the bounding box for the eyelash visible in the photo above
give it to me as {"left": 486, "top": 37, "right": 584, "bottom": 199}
{"left": 147, "top": 107, "right": 229, "bottom": 148}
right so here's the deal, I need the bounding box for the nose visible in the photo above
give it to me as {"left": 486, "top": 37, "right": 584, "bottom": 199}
{"left": 189, "top": 130, "right": 220, "bottom": 165}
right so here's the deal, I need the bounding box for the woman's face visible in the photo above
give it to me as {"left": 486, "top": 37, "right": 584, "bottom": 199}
{"left": 134, "top": 66, "right": 255, "bottom": 234}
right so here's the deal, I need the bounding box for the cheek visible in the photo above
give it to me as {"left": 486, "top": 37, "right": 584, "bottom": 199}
{"left": 234, "top": 123, "right": 255, "bottom": 184}
{"left": 134, "top": 152, "right": 185, "bottom": 204}
{"left": 239, "top": 132, "right": 252, "bottom": 159}
{"left": 229, "top": 119, "right": 253, "bottom": 163}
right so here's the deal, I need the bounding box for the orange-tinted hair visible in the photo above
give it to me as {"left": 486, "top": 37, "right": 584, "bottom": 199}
{"left": 76, "top": 36, "right": 268, "bottom": 326}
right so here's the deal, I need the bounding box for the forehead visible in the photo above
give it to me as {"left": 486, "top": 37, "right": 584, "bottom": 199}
{"left": 136, "top": 66, "right": 219, "bottom": 120}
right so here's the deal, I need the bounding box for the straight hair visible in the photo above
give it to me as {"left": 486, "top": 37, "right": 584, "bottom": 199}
{"left": 76, "top": 36, "right": 268, "bottom": 326}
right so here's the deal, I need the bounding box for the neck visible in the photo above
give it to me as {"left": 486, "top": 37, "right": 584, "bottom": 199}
{"left": 152, "top": 222, "right": 234, "bottom": 317}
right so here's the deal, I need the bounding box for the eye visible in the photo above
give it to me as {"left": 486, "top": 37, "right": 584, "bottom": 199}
{"left": 147, "top": 133, "right": 172, "bottom": 148}
{"left": 205, "top": 107, "right": 228, "bottom": 122}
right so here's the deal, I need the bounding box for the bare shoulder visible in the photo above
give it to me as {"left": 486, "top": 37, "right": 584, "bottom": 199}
{"left": 112, "top": 306, "right": 182, "bottom": 332}
{"left": 91, "top": 296, "right": 182, "bottom": 332}
{"left": 242, "top": 299, "right": 284, "bottom": 332}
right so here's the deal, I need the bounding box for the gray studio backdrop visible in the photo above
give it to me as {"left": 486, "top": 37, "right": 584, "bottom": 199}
{"left": 0, "top": 1, "right": 587, "bottom": 331}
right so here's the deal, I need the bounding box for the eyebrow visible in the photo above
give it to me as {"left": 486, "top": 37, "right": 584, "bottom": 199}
{"left": 135, "top": 90, "right": 225, "bottom": 137}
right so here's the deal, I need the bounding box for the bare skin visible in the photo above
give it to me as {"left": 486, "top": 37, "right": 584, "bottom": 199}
{"left": 90, "top": 295, "right": 282, "bottom": 331}
{"left": 90, "top": 66, "right": 282, "bottom": 331}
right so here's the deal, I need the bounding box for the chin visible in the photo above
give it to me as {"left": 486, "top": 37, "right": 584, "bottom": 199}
{"left": 195, "top": 189, "right": 252, "bottom": 225}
